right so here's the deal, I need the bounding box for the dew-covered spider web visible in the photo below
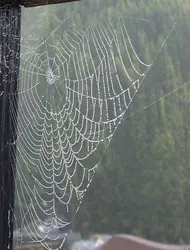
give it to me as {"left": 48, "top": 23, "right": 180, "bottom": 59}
{"left": 0, "top": 2, "right": 175, "bottom": 250}
{"left": 14, "top": 13, "right": 152, "bottom": 250}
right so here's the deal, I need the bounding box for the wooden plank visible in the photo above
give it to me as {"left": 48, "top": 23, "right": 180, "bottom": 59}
{"left": 22, "top": 0, "right": 80, "bottom": 7}
{"left": 0, "top": 6, "right": 21, "bottom": 250}
{"left": 0, "top": 0, "right": 80, "bottom": 7}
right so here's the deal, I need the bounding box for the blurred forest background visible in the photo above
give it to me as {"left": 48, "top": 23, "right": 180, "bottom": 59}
{"left": 17, "top": 0, "right": 190, "bottom": 245}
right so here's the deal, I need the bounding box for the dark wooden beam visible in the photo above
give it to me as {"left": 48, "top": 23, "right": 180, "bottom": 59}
{"left": 0, "top": 5, "right": 21, "bottom": 250}
{"left": 0, "top": 0, "right": 80, "bottom": 8}
{"left": 0, "top": 0, "right": 80, "bottom": 7}
{"left": 22, "top": 0, "right": 80, "bottom": 8}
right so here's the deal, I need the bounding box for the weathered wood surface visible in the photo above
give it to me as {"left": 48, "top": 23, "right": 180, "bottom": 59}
{"left": 0, "top": 5, "right": 21, "bottom": 250}
{"left": 22, "top": 0, "right": 80, "bottom": 7}
{"left": 97, "top": 235, "right": 190, "bottom": 250}
{"left": 0, "top": 0, "right": 80, "bottom": 7}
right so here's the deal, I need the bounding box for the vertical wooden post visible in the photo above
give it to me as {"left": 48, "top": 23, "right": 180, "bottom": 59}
{"left": 0, "top": 3, "right": 21, "bottom": 250}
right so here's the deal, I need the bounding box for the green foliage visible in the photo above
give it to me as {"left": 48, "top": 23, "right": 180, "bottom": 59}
{"left": 70, "top": 0, "right": 190, "bottom": 244}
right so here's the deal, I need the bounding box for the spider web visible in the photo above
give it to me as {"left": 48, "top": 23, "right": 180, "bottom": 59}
{"left": 7, "top": 4, "right": 156, "bottom": 250}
